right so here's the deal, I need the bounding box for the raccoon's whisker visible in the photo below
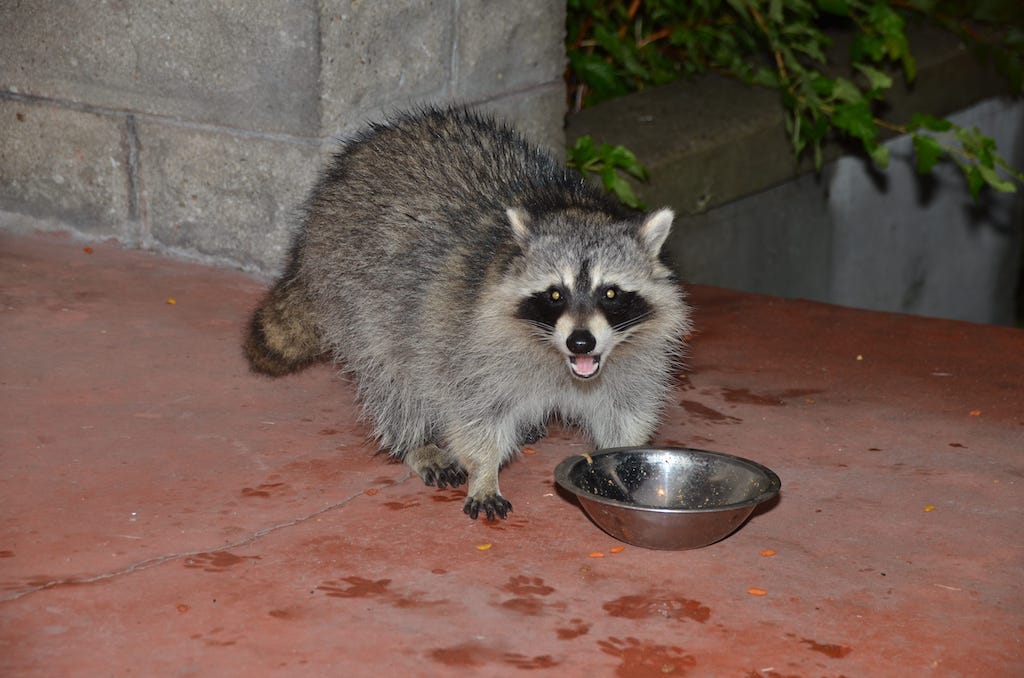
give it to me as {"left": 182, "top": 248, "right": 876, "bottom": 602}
{"left": 612, "top": 311, "right": 654, "bottom": 333}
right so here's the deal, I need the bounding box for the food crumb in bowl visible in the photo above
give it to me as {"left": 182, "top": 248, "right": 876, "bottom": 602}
{"left": 747, "top": 587, "right": 767, "bottom": 596}
{"left": 522, "top": 447, "right": 537, "bottom": 455}
{"left": 759, "top": 549, "right": 776, "bottom": 557}
{"left": 588, "top": 551, "right": 605, "bottom": 558}
{"left": 581, "top": 452, "right": 593, "bottom": 465}
{"left": 610, "top": 545, "right": 626, "bottom": 553}
{"left": 475, "top": 543, "right": 492, "bottom": 551}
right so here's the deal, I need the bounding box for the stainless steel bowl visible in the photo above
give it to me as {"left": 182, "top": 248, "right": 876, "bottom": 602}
{"left": 554, "top": 446, "right": 781, "bottom": 550}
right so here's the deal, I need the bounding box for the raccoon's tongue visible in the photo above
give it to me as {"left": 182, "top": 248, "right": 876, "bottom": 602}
{"left": 569, "top": 355, "right": 601, "bottom": 379}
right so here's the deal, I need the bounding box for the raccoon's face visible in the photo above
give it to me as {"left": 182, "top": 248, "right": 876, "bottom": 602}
{"left": 507, "top": 207, "right": 674, "bottom": 381}
{"left": 515, "top": 275, "right": 652, "bottom": 379}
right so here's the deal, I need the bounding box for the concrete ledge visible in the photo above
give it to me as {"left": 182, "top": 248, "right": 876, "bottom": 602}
{"left": 566, "top": 24, "right": 1011, "bottom": 215}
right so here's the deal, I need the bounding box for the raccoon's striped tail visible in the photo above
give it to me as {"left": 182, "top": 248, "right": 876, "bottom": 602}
{"left": 244, "top": 278, "right": 325, "bottom": 376}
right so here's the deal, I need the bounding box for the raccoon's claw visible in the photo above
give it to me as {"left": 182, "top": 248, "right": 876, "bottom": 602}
{"left": 421, "top": 465, "right": 468, "bottom": 489}
{"left": 463, "top": 495, "right": 512, "bottom": 521}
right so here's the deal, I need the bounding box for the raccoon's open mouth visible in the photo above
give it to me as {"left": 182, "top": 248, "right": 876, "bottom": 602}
{"left": 568, "top": 354, "right": 602, "bottom": 379}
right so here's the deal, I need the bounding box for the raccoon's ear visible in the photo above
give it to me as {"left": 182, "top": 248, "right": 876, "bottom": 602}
{"left": 637, "top": 207, "right": 674, "bottom": 256}
{"left": 506, "top": 207, "right": 532, "bottom": 245}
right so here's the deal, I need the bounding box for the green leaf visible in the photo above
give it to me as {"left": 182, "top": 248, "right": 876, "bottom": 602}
{"left": 817, "top": 0, "right": 850, "bottom": 16}
{"left": 602, "top": 167, "right": 645, "bottom": 209}
{"left": 976, "top": 164, "right": 1017, "bottom": 193}
{"left": 568, "top": 52, "right": 628, "bottom": 102}
{"left": 869, "top": 143, "right": 890, "bottom": 169}
{"left": 910, "top": 113, "right": 953, "bottom": 133}
{"left": 854, "top": 64, "right": 893, "bottom": 92}
{"left": 965, "top": 165, "right": 985, "bottom": 201}
{"left": 606, "top": 146, "right": 648, "bottom": 180}
{"left": 831, "top": 100, "right": 878, "bottom": 145}
{"left": 831, "top": 77, "right": 863, "bottom": 103}
{"left": 911, "top": 134, "right": 943, "bottom": 174}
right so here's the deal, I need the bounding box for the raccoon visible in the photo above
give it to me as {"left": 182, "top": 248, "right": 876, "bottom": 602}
{"left": 245, "top": 106, "right": 692, "bottom": 520}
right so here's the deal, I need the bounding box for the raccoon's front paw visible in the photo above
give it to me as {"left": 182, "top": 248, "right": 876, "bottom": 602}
{"left": 463, "top": 494, "right": 512, "bottom": 521}
{"left": 421, "top": 464, "right": 468, "bottom": 489}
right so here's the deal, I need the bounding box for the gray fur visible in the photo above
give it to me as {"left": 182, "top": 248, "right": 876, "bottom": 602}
{"left": 246, "top": 106, "right": 692, "bottom": 520}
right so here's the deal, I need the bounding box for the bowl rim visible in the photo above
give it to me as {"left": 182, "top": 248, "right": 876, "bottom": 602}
{"left": 553, "top": 445, "right": 782, "bottom": 514}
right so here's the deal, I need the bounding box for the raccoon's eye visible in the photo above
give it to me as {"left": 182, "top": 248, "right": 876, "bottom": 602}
{"left": 548, "top": 288, "right": 564, "bottom": 303}
{"left": 604, "top": 287, "right": 618, "bottom": 300}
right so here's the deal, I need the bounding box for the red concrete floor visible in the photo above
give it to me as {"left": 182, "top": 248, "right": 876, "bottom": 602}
{"left": 1, "top": 230, "right": 1022, "bottom": 677}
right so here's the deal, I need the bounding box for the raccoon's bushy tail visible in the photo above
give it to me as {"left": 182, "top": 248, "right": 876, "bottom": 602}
{"left": 244, "top": 278, "right": 325, "bottom": 376}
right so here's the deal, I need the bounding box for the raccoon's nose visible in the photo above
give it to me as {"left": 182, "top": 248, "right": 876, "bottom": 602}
{"left": 566, "top": 329, "right": 597, "bottom": 355}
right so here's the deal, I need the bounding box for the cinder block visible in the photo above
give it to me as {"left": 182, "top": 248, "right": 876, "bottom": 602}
{"left": 137, "top": 121, "right": 320, "bottom": 272}
{"left": 0, "top": 1, "right": 320, "bottom": 136}
{"left": 318, "top": 0, "right": 454, "bottom": 137}
{"left": 453, "top": 0, "right": 565, "bottom": 101}
{"left": 0, "top": 98, "right": 133, "bottom": 235}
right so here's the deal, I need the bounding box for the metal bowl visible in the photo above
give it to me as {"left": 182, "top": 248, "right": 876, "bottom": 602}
{"left": 554, "top": 446, "right": 781, "bottom": 550}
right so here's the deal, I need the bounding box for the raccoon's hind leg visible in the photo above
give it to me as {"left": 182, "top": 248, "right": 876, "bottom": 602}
{"left": 404, "top": 444, "right": 468, "bottom": 489}
{"left": 245, "top": 278, "right": 326, "bottom": 376}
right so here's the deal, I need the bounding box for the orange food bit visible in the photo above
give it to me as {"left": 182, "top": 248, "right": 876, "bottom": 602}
{"left": 924, "top": 505, "right": 936, "bottom": 512}
{"left": 521, "top": 447, "right": 537, "bottom": 455}
{"left": 609, "top": 545, "right": 626, "bottom": 553}
{"left": 166, "top": 297, "right": 177, "bottom": 305}
{"left": 475, "top": 543, "right": 492, "bottom": 551}
{"left": 747, "top": 587, "right": 767, "bottom": 596}
{"left": 364, "top": 488, "right": 379, "bottom": 496}
{"left": 759, "top": 549, "right": 777, "bottom": 557}
{"left": 588, "top": 551, "right": 605, "bottom": 558}
{"left": 83, "top": 246, "right": 94, "bottom": 254}
{"left": 969, "top": 409, "right": 982, "bottom": 417}
{"left": 176, "top": 604, "right": 190, "bottom": 613}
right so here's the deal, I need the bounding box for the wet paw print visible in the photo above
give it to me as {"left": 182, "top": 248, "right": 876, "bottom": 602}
{"left": 603, "top": 593, "right": 711, "bottom": 623}
{"left": 382, "top": 499, "right": 420, "bottom": 511}
{"left": 190, "top": 627, "right": 241, "bottom": 647}
{"left": 183, "top": 551, "right": 260, "bottom": 573}
{"left": 317, "top": 576, "right": 392, "bottom": 599}
{"left": 317, "top": 576, "right": 444, "bottom": 609}
{"left": 556, "top": 618, "right": 591, "bottom": 640}
{"left": 429, "top": 488, "right": 465, "bottom": 503}
{"left": 503, "top": 576, "right": 556, "bottom": 597}
{"left": 241, "top": 482, "right": 289, "bottom": 498}
{"left": 497, "top": 575, "right": 562, "bottom": 616}
{"left": 502, "top": 652, "right": 560, "bottom": 669}
{"left": 598, "top": 636, "right": 696, "bottom": 676}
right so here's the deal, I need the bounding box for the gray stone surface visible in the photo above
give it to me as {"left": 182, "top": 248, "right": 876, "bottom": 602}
{"left": 476, "top": 81, "right": 568, "bottom": 155}
{"left": 453, "top": 0, "right": 566, "bottom": 102}
{"left": 828, "top": 98, "right": 1024, "bottom": 325}
{"left": 0, "top": 98, "right": 133, "bottom": 236}
{"left": 1, "top": 1, "right": 320, "bottom": 136}
{"left": 1, "top": 0, "right": 567, "bottom": 271}
{"left": 318, "top": 0, "right": 454, "bottom": 137}
{"left": 137, "top": 122, "right": 320, "bottom": 272}
{"left": 665, "top": 172, "right": 835, "bottom": 302}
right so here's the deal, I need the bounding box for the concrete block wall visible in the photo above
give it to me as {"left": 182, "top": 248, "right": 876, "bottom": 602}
{"left": 1, "top": 1, "right": 567, "bottom": 272}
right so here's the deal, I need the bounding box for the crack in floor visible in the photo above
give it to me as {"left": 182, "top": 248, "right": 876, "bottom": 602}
{"left": 0, "top": 471, "right": 416, "bottom": 603}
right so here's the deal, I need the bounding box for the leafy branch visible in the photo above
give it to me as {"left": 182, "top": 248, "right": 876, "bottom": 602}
{"left": 566, "top": 136, "right": 649, "bottom": 208}
{"left": 567, "top": 0, "right": 1024, "bottom": 202}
